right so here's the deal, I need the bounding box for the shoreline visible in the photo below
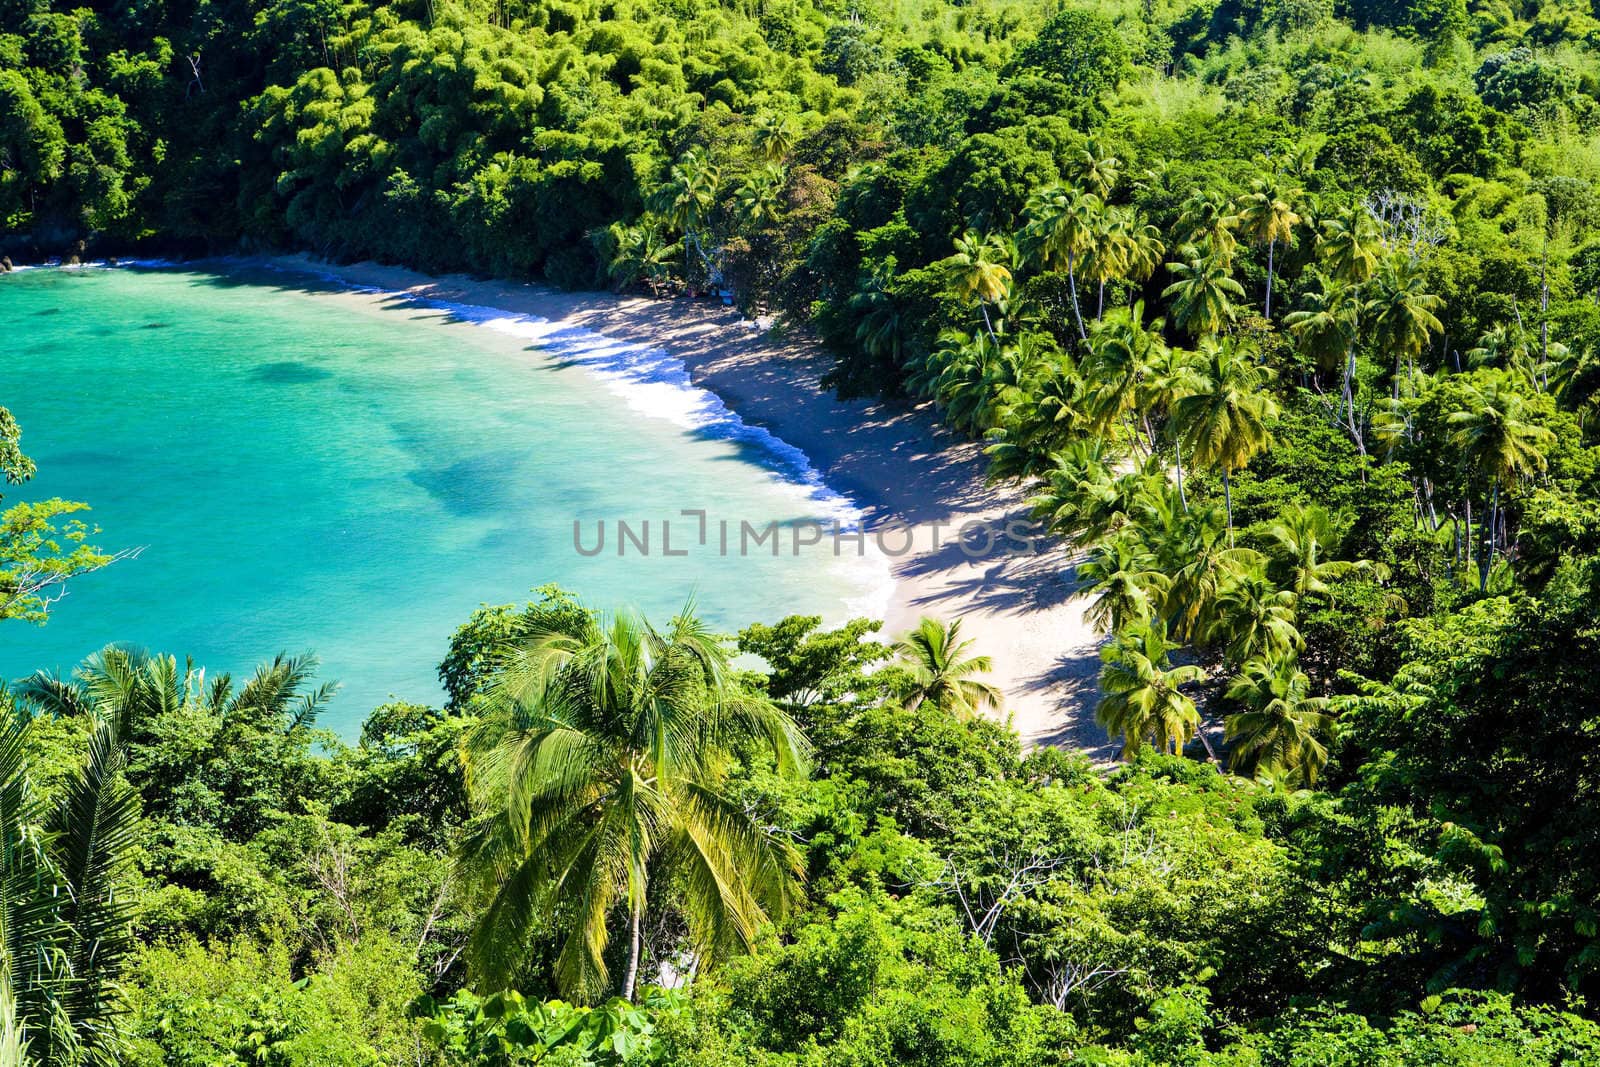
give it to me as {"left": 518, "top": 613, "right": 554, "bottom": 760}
{"left": 130, "top": 254, "right": 1112, "bottom": 754}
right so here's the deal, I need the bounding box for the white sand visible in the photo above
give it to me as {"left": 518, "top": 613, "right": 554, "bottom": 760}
{"left": 257, "top": 255, "right": 1113, "bottom": 755}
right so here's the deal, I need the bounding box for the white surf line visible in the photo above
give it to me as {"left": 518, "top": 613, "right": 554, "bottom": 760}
{"left": 252, "top": 260, "right": 900, "bottom": 622}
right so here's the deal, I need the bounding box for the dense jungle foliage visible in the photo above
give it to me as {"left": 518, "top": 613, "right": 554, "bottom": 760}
{"left": 9, "top": 0, "right": 1600, "bottom": 1059}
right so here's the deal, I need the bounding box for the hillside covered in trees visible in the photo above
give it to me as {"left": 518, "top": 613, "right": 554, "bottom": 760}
{"left": 8, "top": 0, "right": 1600, "bottom": 1060}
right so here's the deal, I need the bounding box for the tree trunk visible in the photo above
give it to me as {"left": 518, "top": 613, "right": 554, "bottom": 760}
{"left": 1097, "top": 279, "right": 1106, "bottom": 320}
{"left": 1174, "top": 445, "right": 1189, "bottom": 513}
{"left": 1223, "top": 467, "right": 1234, "bottom": 546}
{"left": 1480, "top": 480, "right": 1499, "bottom": 591}
{"left": 1264, "top": 238, "right": 1275, "bottom": 319}
{"left": 622, "top": 901, "right": 644, "bottom": 1002}
{"left": 1066, "top": 250, "right": 1088, "bottom": 342}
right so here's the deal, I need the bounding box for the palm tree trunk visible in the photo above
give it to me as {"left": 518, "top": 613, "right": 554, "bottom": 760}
{"left": 1066, "top": 250, "right": 1088, "bottom": 342}
{"left": 622, "top": 901, "right": 644, "bottom": 1002}
{"left": 1223, "top": 467, "right": 1234, "bottom": 546}
{"left": 1174, "top": 444, "right": 1189, "bottom": 513}
{"left": 1097, "top": 279, "right": 1106, "bottom": 320}
{"left": 981, "top": 302, "right": 996, "bottom": 341}
{"left": 1264, "top": 238, "right": 1275, "bottom": 319}
{"left": 1481, "top": 480, "right": 1499, "bottom": 591}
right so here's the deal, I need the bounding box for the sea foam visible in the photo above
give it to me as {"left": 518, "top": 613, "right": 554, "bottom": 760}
{"left": 248, "top": 260, "right": 898, "bottom": 622}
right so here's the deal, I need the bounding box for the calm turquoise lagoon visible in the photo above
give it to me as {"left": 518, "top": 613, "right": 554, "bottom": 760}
{"left": 3, "top": 265, "right": 885, "bottom": 734}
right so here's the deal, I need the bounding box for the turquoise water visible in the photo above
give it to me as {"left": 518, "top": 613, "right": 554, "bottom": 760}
{"left": 3, "top": 265, "right": 884, "bottom": 734}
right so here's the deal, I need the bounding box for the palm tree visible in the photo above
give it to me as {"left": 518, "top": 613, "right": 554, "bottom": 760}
{"left": 1080, "top": 304, "right": 1162, "bottom": 442}
{"left": 751, "top": 113, "right": 798, "bottom": 163}
{"left": 1020, "top": 185, "right": 1101, "bottom": 340}
{"left": 1447, "top": 373, "right": 1556, "bottom": 588}
{"left": 1162, "top": 251, "right": 1246, "bottom": 338}
{"left": 1175, "top": 192, "right": 1239, "bottom": 260}
{"left": 1207, "top": 568, "right": 1302, "bottom": 666}
{"left": 0, "top": 703, "right": 141, "bottom": 1065}
{"left": 1169, "top": 337, "right": 1278, "bottom": 539}
{"left": 1224, "top": 656, "right": 1334, "bottom": 784}
{"left": 850, "top": 266, "right": 906, "bottom": 365}
{"left": 1285, "top": 276, "right": 1365, "bottom": 451}
{"left": 894, "top": 617, "right": 1003, "bottom": 718}
{"left": 601, "top": 219, "right": 680, "bottom": 293}
{"left": 1096, "top": 619, "right": 1205, "bottom": 758}
{"left": 1367, "top": 258, "right": 1443, "bottom": 396}
{"left": 1144, "top": 342, "right": 1204, "bottom": 509}
{"left": 1263, "top": 502, "right": 1383, "bottom": 604}
{"left": 459, "top": 603, "right": 808, "bottom": 1002}
{"left": 1157, "top": 507, "right": 1263, "bottom": 643}
{"left": 1068, "top": 137, "right": 1121, "bottom": 199}
{"left": 650, "top": 148, "right": 721, "bottom": 276}
{"left": 1235, "top": 177, "right": 1303, "bottom": 319}
{"left": 943, "top": 232, "right": 1013, "bottom": 338}
{"left": 1318, "top": 206, "right": 1379, "bottom": 285}
{"left": 1083, "top": 209, "right": 1132, "bottom": 321}
{"left": 733, "top": 164, "right": 786, "bottom": 227}
{"left": 1075, "top": 535, "right": 1170, "bottom": 635}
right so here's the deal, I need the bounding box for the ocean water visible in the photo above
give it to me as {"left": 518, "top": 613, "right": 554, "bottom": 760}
{"left": 2, "top": 265, "right": 888, "bottom": 734}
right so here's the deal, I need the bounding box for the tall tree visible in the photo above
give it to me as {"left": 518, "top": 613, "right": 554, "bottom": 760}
{"left": 1263, "top": 502, "right": 1383, "bottom": 604}
{"left": 1075, "top": 534, "right": 1169, "bottom": 635}
{"left": 1096, "top": 619, "right": 1205, "bottom": 758}
{"left": 1020, "top": 185, "right": 1101, "bottom": 341}
{"left": 459, "top": 603, "right": 807, "bottom": 1002}
{"left": 1367, "top": 258, "right": 1444, "bottom": 396}
{"left": 893, "top": 617, "right": 1004, "bottom": 718}
{"left": 1224, "top": 655, "right": 1334, "bottom": 785}
{"left": 1236, "top": 178, "right": 1303, "bottom": 319}
{"left": 1447, "top": 373, "right": 1556, "bottom": 588}
{"left": 942, "top": 231, "right": 1013, "bottom": 339}
{"left": 1169, "top": 337, "right": 1278, "bottom": 540}
{"left": 1162, "top": 251, "right": 1246, "bottom": 338}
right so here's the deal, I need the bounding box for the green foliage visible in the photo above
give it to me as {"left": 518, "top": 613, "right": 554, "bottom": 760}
{"left": 418, "top": 987, "right": 682, "bottom": 1065}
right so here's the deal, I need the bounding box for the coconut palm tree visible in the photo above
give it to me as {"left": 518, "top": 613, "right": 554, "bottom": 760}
{"left": 1224, "top": 656, "right": 1334, "bottom": 784}
{"left": 943, "top": 231, "right": 1013, "bottom": 338}
{"left": 1162, "top": 251, "right": 1246, "bottom": 338}
{"left": 1318, "top": 206, "right": 1379, "bottom": 285}
{"left": 1284, "top": 273, "right": 1360, "bottom": 379}
{"left": 1144, "top": 342, "right": 1204, "bottom": 509}
{"left": 1207, "top": 568, "right": 1302, "bottom": 666}
{"left": 850, "top": 266, "right": 907, "bottom": 365}
{"left": 1075, "top": 535, "right": 1170, "bottom": 635}
{"left": 459, "top": 603, "right": 808, "bottom": 1002}
{"left": 0, "top": 702, "right": 141, "bottom": 1066}
{"left": 1175, "top": 191, "right": 1239, "bottom": 260}
{"left": 1020, "top": 185, "right": 1101, "bottom": 340}
{"left": 1068, "top": 137, "right": 1121, "bottom": 199}
{"left": 751, "top": 113, "right": 798, "bottom": 163}
{"left": 1285, "top": 276, "right": 1366, "bottom": 450}
{"left": 1367, "top": 258, "right": 1444, "bottom": 396}
{"left": 1096, "top": 619, "right": 1205, "bottom": 758}
{"left": 651, "top": 148, "right": 721, "bottom": 275}
{"left": 1447, "top": 373, "right": 1556, "bottom": 588}
{"left": 602, "top": 219, "right": 681, "bottom": 293}
{"left": 1080, "top": 304, "right": 1162, "bottom": 442}
{"left": 1263, "top": 502, "right": 1384, "bottom": 604}
{"left": 1236, "top": 178, "right": 1303, "bottom": 319}
{"left": 894, "top": 617, "right": 1003, "bottom": 718}
{"left": 734, "top": 164, "right": 787, "bottom": 227}
{"left": 1083, "top": 209, "right": 1132, "bottom": 320}
{"left": 1169, "top": 337, "right": 1278, "bottom": 540}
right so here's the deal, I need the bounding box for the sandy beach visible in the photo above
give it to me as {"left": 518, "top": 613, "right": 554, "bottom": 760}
{"left": 257, "top": 254, "right": 1114, "bottom": 756}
